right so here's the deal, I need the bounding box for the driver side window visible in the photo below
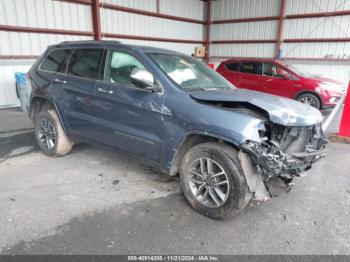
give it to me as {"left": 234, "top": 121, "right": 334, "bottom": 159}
{"left": 103, "top": 50, "right": 149, "bottom": 87}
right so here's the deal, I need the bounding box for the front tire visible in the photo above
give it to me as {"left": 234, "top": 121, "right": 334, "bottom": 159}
{"left": 34, "top": 109, "right": 73, "bottom": 156}
{"left": 297, "top": 93, "right": 321, "bottom": 110}
{"left": 180, "top": 142, "right": 252, "bottom": 219}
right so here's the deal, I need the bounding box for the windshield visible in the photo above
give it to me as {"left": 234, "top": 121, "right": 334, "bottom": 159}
{"left": 284, "top": 63, "right": 312, "bottom": 78}
{"left": 147, "top": 52, "right": 235, "bottom": 91}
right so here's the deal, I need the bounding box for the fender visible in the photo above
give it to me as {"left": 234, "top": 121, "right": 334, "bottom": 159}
{"left": 167, "top": 130, "right": 242, "bottom": 176}
{"left": 30, "top": 95, "right": 70, "bottom": 135}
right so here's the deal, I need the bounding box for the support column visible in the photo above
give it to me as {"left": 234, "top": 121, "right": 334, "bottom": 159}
{"left": 92, "top": 0, "right": 101, "bottom": 40}
{"left": 275, "top": 0, "right": 286, "bottom": 59}
{"left": 205, "top": 0, "right": 211, "bottom": 64}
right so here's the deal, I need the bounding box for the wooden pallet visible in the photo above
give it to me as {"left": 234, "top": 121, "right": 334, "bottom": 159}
{"left": 328, "top": 133, "right": 350, "bottom": 144}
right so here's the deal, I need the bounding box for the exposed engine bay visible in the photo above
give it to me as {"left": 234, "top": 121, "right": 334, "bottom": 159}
{"left": 240, "top": 122, "right": 327, "bottom": 199}
{"left": 190, "top": 96, "right": 328, "bottom": 200}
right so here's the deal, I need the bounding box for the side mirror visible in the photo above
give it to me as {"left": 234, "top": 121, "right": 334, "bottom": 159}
{"left": 130, "top": 68, "right": 157, "bottom": 91}
{"left": 282, "top": 73, "right": 292, "bottom": 80}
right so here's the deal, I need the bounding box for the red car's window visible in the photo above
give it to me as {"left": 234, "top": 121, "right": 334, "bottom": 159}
{"left": 225, "top": 63, "right": 240, "bottom": 72}
{"left": 240, "top": 62, "right": 262, "bottom": 75}
{"left": 263, "top": 63, "right": 290, "bottom": 78}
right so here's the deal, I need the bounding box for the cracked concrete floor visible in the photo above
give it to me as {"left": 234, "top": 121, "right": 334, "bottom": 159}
{"left": 0, "top": 108, "right": 349, "bottom": 255}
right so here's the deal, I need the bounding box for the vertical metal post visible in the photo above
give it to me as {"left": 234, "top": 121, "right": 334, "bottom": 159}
{"left": 205, "top": 0, "right": 211, "bottom": 64}
{"left": 338, "top": 82, "right": 350, "bottom": 137}
{"left": 275, "top": 0, "right": 286, "bottom": 59}
{"left": 92, "top": 0, "right": 101, "bottom": 40}
{"left": 156, "top": 0, "right": 160, "bottom": 14}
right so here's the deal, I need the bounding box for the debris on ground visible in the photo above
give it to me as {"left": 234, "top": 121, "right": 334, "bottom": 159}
{"left": 112, "top": 180, "right": 120, "bottom": 185}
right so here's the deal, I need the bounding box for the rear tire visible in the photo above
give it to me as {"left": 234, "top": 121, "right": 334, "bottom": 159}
{"left": 34, "top": 109, "right": 73, "bottom": 156}
{"left": 297, "top": 93, "right": 321, "bottom": 110}
{"left": 180, "top": 142, "right": 252, "bottom": 219}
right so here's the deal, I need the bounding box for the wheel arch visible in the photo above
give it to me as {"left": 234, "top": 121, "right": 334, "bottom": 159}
{"left": 294, "top": 91, "right": 323, "bottom": 108}
{"left": 30, "top": 96, "right": 69, "bottom": 134}
{"left": 168, "top": 133, "right": 239, "bottom": 177}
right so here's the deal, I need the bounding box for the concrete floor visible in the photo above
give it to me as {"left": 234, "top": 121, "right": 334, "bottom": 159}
{"left": 0, "top": 107, "right": 349, "bottom": 255}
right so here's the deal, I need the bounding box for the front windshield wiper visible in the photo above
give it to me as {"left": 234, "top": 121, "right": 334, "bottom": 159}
{"left": 184, "top": 87, "right": 207, "bottom": 92}
{"left": 184, "top": 87, "right": 234, "bottom": 92}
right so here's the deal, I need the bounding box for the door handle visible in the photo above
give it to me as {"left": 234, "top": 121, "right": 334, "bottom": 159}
{"left": 54, "top": 78, "right": 67, "bottom": 84}
{"left": 97, "top": 87, "right": 113, "bottom": 94}
{"left": 266, "top": 79, "right": 273, "bottom": 82}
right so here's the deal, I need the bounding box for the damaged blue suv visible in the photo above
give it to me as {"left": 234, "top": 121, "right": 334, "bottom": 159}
{"left": 28, "top": 41, "right": 327, "bottom": 219}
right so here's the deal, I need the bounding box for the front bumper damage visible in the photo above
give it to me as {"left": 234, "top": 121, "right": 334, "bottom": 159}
{"left": 239, "top": 123, "right": 327, "bottom": 199}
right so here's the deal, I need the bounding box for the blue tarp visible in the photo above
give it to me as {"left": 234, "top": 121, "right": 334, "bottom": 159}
{"left": 15, "top": 72, "right": 26, "bottom": 84}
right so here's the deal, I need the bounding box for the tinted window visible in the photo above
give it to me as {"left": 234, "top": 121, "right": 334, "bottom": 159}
{"left": 41, "top": 49, "right": 70, "bottom": 72}
{"left": 225, "top": 63, "right": 239, "bottom": 71}
{"left": 103, "top": 50, "right": 148, "bottom": 87}
{"left": 263, "top": 63, "right": 290, "bottom": 78}
{"left": 67, "top": 49, "right": 103, "bottom": 79}
{"left": 240, "top": 62, "right": 262, "bottom": 75}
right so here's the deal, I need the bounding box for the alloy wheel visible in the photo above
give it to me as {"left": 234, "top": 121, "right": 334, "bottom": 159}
{"left": 299, "top": 96, "right": 317, "bottom": 108}
{"left": 38, "top": 117, "right": 56, "bottom": 150}
{"left": 188, "top": 157, "right": 229, "bottom": 208}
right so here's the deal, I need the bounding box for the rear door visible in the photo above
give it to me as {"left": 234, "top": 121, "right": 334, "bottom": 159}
{"left": 262, "top": 62, "right": 296, "bottom": 98}
{"left": 37, "top": 48, "right": 71, "bottom": 97}
{"left": 92, "top": 48, "right": 165, "bottom": 161}
{"left": 235, "top": 62, "right": 264, "bottom": 91}
{"left": 217, "top": 62, "right": 240, "bottom": 86}
{"left": 51, "top": 48, "right": 104, "bottom": 139}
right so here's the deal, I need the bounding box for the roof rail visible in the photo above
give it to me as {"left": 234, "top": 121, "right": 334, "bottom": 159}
{"left": 58, "top": 40, "right": 122, "bottom": 46}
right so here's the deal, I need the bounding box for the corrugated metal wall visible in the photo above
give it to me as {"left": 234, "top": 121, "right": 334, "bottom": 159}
{"left": 0, "top": 0, "right": 205, "bottom": 108}
{"left": 210, "top": 0, "right": 280, "bottom": 58}
{"left": 282, "top": 0, "right": 350, "bottom": 83}
{"left": 210, "top": 0, "right": 350, "bottom": 84}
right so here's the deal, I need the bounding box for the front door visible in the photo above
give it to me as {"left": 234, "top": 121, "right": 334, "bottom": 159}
{"left": 262, "top": 62, "right": 296, "bottom": 98}
{"left": 93, "top": 49, "right": 165, "bottom": 161}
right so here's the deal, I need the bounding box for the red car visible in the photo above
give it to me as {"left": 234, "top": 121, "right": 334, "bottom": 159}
{"left": 217, "top": 58, "right": 345, "bottom": 109}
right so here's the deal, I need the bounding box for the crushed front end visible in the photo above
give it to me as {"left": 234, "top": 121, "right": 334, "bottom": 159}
{"left": 240, "top": 122, "right": 327, "bottom": 199}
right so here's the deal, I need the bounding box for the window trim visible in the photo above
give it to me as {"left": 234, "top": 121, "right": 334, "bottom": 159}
{"left": 38, "top": 48, "right": 72, "bottom": 74}
{"left": 224, "top": 62, "right": 240, "bottom": 72}
{"left": 100, "top": 48, "right": 164, "bottom": 94}
{"left": 66, "top": 47, "right": 106, "bottom": 81}
{"left": 262, "top": 62, "right": 297, "bottom": 79}
{"left": 239, "top": 61, "right": 263, "bottom": 75}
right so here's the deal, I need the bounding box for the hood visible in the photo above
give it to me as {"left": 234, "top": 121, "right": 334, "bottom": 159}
{"left": 190, "top": 89, "right": 323, "bottom": 126}
{"left": 308, "top": 76, "right": 345, "bottom": 94}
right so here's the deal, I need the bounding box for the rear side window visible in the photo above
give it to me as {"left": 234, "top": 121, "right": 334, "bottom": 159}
{"left": 40, "top": 49, "right": 70, "bottom": 72}
{"left": 240, "top": 62, "right": 262, "bottom": 75}
{"left": 67, "top": 49, "right": 104, "bottom": 79}
{"left": 225, "top": 63, "right": 239, "bottom": 72}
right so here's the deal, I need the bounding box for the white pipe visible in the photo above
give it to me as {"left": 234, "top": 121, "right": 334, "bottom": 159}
{"left": 322, "top": 95, "right": 345, "bottom": 132}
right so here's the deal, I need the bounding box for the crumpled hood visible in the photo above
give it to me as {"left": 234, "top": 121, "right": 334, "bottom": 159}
{"left": 190, "top": 88, "right": 323, "bottom": 126}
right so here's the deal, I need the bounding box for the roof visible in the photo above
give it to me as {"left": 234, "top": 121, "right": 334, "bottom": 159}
{"left": 53, "top": 40, "right": 182, "bottom": 55}
{"left": 221, "top": 57, "right": 284, "bottom": 63}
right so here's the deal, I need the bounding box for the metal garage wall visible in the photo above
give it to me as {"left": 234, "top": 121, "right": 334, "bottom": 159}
{"left": 281, "top": 0, "right": 350, "bottom": 83}
{"left": 0, "top": 0, "right": 205, "bottom": 108}
{"left": 0, "top": 61, "right": 33, "bottom": 108}
{"left": 292, "top": 61, "right": 350, "bottom": 84}
{"left": 210, "top": 0, "right": 280, "bottom": 58}
{"left": 159, "top": 0, "right": 204, "bottom": 20}
{"left": 103, "top": 38, "right": 199, "bottom": 56}
{"left": 100, "top": 0, "right": 156, "bottom": 12}
{"left": 0, "top": 0, "right": 93, "bottom": 107}
{"left": 209, "top": 0, "right": 350, "bottom": 84}
{"left": 100, "top": 9, "right": 204, "bottom": 41}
